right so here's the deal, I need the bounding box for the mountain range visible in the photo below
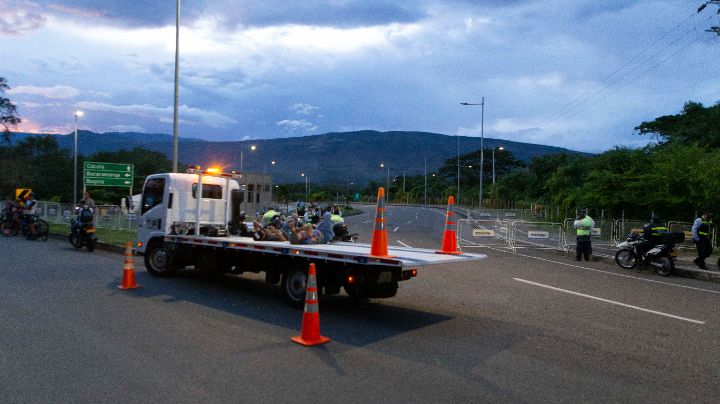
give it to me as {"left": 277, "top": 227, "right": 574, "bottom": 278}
{"left": 9, "top": 130, "right": 583, "bottom": 185}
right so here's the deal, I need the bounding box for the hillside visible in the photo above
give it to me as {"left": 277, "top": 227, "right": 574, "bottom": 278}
{"left": 9, "top": 130, "right": 584, "bottom": 185}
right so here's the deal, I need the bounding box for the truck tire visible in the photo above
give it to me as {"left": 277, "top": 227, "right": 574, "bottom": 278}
{"left": 144, "top": 239, "right": 177, "bottom": 277}
{"left": 282, "top": 268, "right": 308, "bottom": 308}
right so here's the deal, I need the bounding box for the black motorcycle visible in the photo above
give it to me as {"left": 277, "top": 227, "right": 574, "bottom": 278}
{"left": 332, "top": 222, "right": 358, "bottom": 242}
{"left": 69, "top": 207, "right": 97, "bottom": 251}
{"left": 614, "top": 232, "right": 684, "bottom": 276}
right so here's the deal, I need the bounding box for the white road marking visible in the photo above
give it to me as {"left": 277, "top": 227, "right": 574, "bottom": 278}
{"left": 397, "top": 240, "right": 413, "bottom": 248}
{"left": 393, "top": 227, "right": 400, "bottom": 232}
{"left": 407, "top": 220, "right": 413, "bottom": 224}
{"left": 362, "top": 220, "right": 371, "bottom": 224}
{"left": 481, "top": 245, "right": 720, "bottom": 296}
{"left": 514, "top": 278, "right": 705, "bottom": 325}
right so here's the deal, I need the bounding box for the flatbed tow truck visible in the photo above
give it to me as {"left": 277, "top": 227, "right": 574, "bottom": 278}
{"left": 136, "top": 167, "right": 486, "bottom": 306}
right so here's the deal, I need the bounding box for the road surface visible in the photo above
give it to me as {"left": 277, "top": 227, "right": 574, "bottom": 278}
{"left": 1, "top": 205, "right": 719, "bottom": 402}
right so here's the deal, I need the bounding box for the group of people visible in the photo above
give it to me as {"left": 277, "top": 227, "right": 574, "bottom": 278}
{"left": 246, "top": 202, "right": 346, "bottom": 245}
{"left": 574, "top": 209, "right": 715, "bottom": 269}
{"left": 2, "top": 192, "right": 38, "bottom": 239}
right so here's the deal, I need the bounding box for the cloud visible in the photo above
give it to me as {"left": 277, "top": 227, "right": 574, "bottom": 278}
{"left": 276, "top": 119, "right": 318, "bottom": 134}
{"left": 0, "top": 1, "right": 46, "bottom": 35}
{"left": 9, "top": 85, "right": 79, "bottom": 99}
{"left": 77, "top": 101, "right": 237, "bottom": 128}
{"left": 289, "top": 103, "right": 320, "bottom": 115}
{"left": 107, "top": 124, "right": 146, "bottom": 133}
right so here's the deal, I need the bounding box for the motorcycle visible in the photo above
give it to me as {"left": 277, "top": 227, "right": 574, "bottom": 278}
{"left": 68, "top": 206, "right": 97, "bottom": 251}
{"left": 614, "top": 232, "right": 684, "bottom": 276}
{"left": 332, "top": 222, "right": 358, "bottom": 242}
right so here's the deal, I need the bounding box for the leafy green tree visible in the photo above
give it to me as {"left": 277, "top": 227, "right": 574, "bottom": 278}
{"left": 635, "top": 101, "right": 720, "bottom": 148}
{"left": 0, "top": 77, "right": 21, "bottom": 143}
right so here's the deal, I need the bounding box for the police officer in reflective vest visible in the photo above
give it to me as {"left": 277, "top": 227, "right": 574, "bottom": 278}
{"left": 573, "top": 209, "right": 595, "bottom": 261}
{"left": 692, "top": 211, "right": 714, "bottom": 270}
{"left": 637, "top": 215, "right": 667, "bottom": 258}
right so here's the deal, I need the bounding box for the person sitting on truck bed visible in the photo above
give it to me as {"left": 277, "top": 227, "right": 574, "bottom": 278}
{"left": 262, "top": 207, "right": 279, "bottom": 226}
{"left": 251, "top": 221, "right": 287, "bottom": 242}
{"left": 300, "top": 223, "right": 325, "bottom": 244}
{"left": 316, "top": 211, "right": 335, "bottom": 242}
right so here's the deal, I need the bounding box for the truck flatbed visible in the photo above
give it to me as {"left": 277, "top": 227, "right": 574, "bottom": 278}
{"left": 165, "top": 235, "right": 487, "bottom": 268}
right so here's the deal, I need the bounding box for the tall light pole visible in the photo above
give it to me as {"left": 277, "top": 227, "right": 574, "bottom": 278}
{"left": 240, "top": 144, "right": 256, "bottom": 174}
{"left": 380, "top": 163, "right": 389, "bottom": 203}
{"left": 492, "top": 145, "right": 504, "bottom": 184}
{"left": 172, "top": 0, "right": 180, "bottom": 173}
{"left": 424, "top": 155, "right": 427, "bottom": 206}
{"left": 461, "top": 98, "right": 485, "bottom": 209}
{"left": 73, "top": 110, "right": 84, "bottom": 208}
{"left": 301, "top": 173, "right": 308, "bottom": 200}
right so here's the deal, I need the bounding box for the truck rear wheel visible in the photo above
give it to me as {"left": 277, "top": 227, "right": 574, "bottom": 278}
{"left": 282, "top": 268, "right": 307, "bottom": 308}
{"left": 144, "top": 240, "right": 177, "bottom": 277}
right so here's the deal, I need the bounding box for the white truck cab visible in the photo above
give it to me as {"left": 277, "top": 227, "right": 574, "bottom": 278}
{"left": 136, "top": 171, "right": 241, "bottom": 254}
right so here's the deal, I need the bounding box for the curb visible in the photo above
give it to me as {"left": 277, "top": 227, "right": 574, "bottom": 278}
{"left": 49, "top": 232, "right": 126, "bottom": 254}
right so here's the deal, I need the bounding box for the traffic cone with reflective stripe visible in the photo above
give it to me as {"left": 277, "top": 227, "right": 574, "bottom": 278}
{"left": 291, "top": 263, "right": 330, "bottom": 347}
{"left": 370, "top": 187, "right": 393, "bottom": 257}
{"left": 118, "top": 241, "right": 141, "bottom": 290}
{"left": 437, "top": 196, "right": 462, "bottom": 255}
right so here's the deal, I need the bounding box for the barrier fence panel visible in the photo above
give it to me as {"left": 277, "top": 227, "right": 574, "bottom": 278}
{"left": 615, "top": 220, "right": 647, "bottom": 240}
{"left": 468, "top": 209, "right": 530, "bottom": 221}
{"left": 457, "top": 219, "right": 513, "bottom": 250}
{"left": 513, "top": 221, "right": 565, "bottom": 251}
{"left": 667, "top": 221, "right": 697, "bottom": 250}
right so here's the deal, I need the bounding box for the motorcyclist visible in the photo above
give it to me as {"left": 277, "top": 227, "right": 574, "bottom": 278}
{"left": 316, "top": 211, "right": 335, "bottom": 242}
{"left": 262, "top": 206, "right": 279, "bottom": 226}
{"left": 636, "top": 214, "right": 667, "bottom": 259}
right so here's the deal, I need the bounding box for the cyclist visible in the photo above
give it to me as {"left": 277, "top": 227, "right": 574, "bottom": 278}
{"left": 23, "top": 192, "right": 38, "bottom": 240}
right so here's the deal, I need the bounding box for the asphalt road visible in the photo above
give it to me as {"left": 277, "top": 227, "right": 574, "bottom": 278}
{"left": 2, "top": 205, "right": 720, "bottom": 402}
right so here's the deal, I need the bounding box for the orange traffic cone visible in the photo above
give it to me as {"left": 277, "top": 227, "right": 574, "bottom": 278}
{"left": 370, "top": 187, "right": 393, "bottom": 257}
{"left": 437, "top": 196, "right": 462, "bottom": 255}
{"left": 291, "top": 263, "right": 330, "bottom": 347}
{"left": 118, "top": 241, "right": 141, "bottom": 290}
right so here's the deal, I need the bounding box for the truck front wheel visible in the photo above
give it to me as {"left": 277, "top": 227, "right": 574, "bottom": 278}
{"left": 144, "top": 240, "right": 177, "bottom": 277}
{"left": 282, "top": 268, "right": 308, "bottom": 308}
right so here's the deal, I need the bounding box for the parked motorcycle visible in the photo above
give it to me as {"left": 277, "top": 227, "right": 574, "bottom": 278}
{"left": 69, "top": 206, "right": 97, "bottom": 251}
{"left": 614, "top": 232, "right": 684, "bottom": 276}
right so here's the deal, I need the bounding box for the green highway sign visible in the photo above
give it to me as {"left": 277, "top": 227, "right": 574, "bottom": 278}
{"left": 83, "top": 161, "right": 134, "bottom": 188}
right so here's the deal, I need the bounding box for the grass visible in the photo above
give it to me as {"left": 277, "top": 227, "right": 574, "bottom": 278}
{"left": 48, "top": 223, "right": 136, "bottom": 247}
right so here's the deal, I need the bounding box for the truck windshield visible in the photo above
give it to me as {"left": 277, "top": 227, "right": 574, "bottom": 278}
{"left": 141, "top": 178, "right": 165, "bottom": 215}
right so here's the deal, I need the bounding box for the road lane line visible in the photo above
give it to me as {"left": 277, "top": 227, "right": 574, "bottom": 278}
{"left": 397, "top": 240, "right": 413, "bottom": 248}
{"left": 362, "top": 220, "right": 371, "bottom": 224}
{"left": 481, "top": 246, "right": 720, "bottom": 295}
{"left": 393, "top": 227, "right": 400, "bottom": 232}
{"left": 513, "top": 278, "right": 705, "bottom": 325}
{"left": 407, "top": 220, "right": 413, "bottom": 224}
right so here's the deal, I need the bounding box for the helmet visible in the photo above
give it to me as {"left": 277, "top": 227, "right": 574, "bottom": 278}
{"left": 577, "top": 209, "right": 586, "bottom": 216}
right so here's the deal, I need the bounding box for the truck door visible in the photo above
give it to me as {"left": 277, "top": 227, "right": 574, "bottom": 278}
{"left": 137, "top": 177, "right": 167, "bottom": 251}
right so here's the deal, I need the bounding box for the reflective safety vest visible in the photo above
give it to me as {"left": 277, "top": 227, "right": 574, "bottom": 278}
{"left": 331, "top": 214, "right": 344, "bottom": 224}
{"left": 263, "top": 210, "right": 278, "bottom": 225}
{"left": 575, "top": 217, "right": 593, "bottom": 236}
{"left": 698, "top": 220, "right": 710, "bottom": 238}
{"left": 650, "top": 225, "right": 667, "bottom": 236}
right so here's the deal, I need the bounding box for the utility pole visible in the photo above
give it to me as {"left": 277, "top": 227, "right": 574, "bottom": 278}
{"left": 172, "top": 0, "right": 180, "bottom": 173}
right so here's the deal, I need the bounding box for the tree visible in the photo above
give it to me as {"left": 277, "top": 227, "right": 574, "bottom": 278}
{"left": 0, "top": 77, "right": 21, "bottom": 143}
{"left": 635, "top": 101, "right": 720, "bottom": 148}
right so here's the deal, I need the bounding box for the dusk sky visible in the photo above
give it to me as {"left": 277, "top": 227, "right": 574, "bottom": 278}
{"left": 2, "top": 0, "right": 719, "bottom": 152}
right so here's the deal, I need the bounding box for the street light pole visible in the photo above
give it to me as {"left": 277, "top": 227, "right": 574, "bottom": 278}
{"left": 172, "top": 0, "right": 180, "bottom": 173}
{"left": 380, "top": 163, "right": 389, "bottom": 203}
{"left": 461, "top": 98, "right": 485, "bottom": 209}
{"left": 492, "top": 145, "right": 503, "bottom": 184}
{"left": 73, "top": 110, "right": 84, "bottom": 208}
{"left": 240, "top": 144, "right": 256, "bottom": 173}
{"left": 301, "top": 173, "right": 308, "bottom": 200}
{"left": 424, "top": 155, "right": 427, "bottom": 206}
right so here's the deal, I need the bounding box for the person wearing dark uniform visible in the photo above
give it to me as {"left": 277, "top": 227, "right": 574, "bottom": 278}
{"left": 636, "top": 215, "right": 668, "bottom": 258}
{"left": 692, "top": 211, "right": 714, "bottom": 270}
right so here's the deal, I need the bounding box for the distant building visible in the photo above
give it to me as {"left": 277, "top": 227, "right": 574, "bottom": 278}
{"left": 235, "top": 172, "right": 272, "bottom": 214}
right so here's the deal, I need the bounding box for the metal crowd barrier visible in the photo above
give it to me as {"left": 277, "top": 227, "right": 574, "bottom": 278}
{"left": 36, "top": 200, "right": 138, "bottom": 230}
